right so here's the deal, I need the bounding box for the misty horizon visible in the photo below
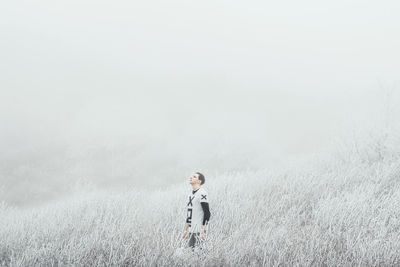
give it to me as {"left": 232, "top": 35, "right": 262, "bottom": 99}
{"left": 1, "top": 0, "right": 399, "bottom": 207}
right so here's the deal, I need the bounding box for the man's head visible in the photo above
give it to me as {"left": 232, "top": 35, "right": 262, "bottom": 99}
{"left": 189, "top": 172, "right": 205, "bottom": 186}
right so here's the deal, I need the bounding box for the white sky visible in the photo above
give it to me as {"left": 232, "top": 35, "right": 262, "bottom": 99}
{"left": 0, "top": 1, "right": 399, "bottom": 204}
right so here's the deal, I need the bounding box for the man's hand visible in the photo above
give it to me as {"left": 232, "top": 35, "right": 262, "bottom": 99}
{"left": 182, "top": 231, "right": 188, "bottom": 240}
{"left": 200, "top": 233, "right": 205, "bottom": 241}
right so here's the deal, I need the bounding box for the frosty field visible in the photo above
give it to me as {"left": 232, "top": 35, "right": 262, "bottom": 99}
{"left": 2, "top": 0, "right": 400, "bottom": 265}
{"left": 1, "top": 133, "right": 400, "bottom": 266}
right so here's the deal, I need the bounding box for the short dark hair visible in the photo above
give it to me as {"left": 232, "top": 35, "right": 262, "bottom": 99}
{"left": 196, "top": 172, "right": 205, "bottom": 185}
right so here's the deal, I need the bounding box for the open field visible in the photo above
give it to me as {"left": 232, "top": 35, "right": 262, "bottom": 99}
{"left": 2, "top": 133, "right": 400, "bottom": 266}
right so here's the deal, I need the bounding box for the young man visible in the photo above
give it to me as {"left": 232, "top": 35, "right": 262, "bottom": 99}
{"left": 182, "top": 172, "right": 211, "bottom": 250}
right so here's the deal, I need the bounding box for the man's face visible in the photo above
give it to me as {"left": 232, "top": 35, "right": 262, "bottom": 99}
{"left": 189, "top": 173, "right": 201, "bottom": 185}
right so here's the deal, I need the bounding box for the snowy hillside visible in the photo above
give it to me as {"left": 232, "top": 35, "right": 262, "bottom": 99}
{"left": 2, "top": 130, "right": 400, "bottom": 266}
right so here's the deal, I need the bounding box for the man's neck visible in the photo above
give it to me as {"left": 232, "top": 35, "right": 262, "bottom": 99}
{"left": 191, "top": 184, "right": 201, "bottom": 191}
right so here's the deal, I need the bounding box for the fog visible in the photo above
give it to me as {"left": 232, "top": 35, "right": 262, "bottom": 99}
{"left": 1, "top": 0, "right": 399, "bottom": 207}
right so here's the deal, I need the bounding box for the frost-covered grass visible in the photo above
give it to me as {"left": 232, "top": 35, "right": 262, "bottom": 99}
{"left": 2, "top": 135, "right": 400, "bottom": 266}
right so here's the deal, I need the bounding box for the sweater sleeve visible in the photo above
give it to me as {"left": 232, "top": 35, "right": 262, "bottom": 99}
{"left": 200, "top": 190, "right": 208, "bottom": 203}
{"left": 201, "top": 202, "right": 211, "bottom": 225}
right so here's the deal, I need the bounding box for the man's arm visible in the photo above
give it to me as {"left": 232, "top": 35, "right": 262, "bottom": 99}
{"left": 182, "top": 222, "right": 190, "bottom": 239}
{"left": 184, "top": 210, "right": 190, "bottom": 232}
{"left": 200, "top": 201, "right": 211, "bottom": 234}
{"left": 183, "top": 214, "right": 190, "bottom": 238}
